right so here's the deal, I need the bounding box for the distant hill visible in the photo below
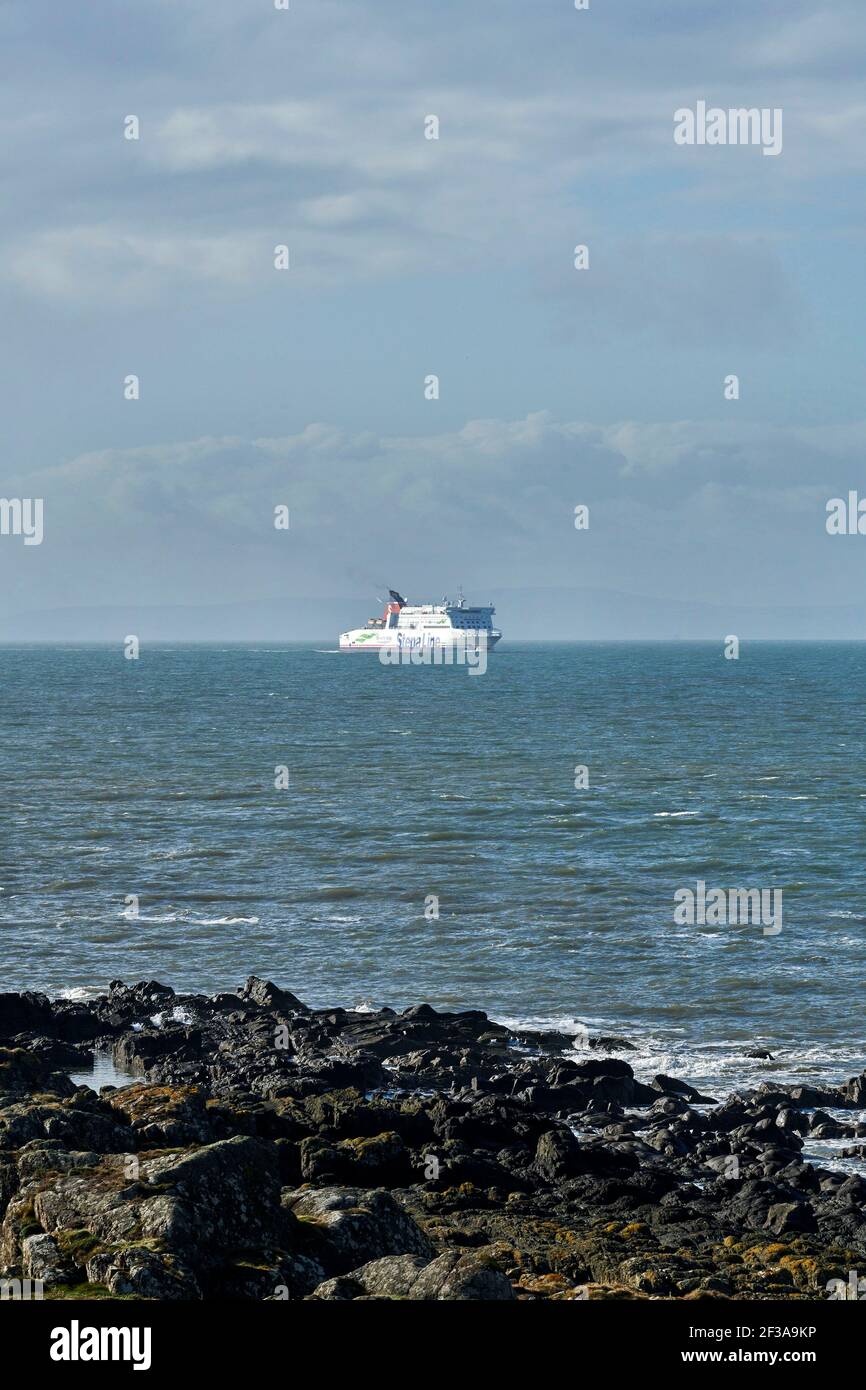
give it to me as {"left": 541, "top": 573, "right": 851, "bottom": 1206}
{"left": 1, "top": 587, "right": 864, "bottom": 642}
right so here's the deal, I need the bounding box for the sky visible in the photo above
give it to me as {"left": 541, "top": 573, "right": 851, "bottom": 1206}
{"left": 1, "top": 0, "right": 865, "bottom": 638}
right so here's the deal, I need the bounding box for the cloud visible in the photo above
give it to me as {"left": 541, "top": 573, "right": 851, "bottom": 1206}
{"left": 2, "top": 0, "right": 865, "bottom": 309}
{"left": 3, "top": 413, "right": 865, "bottom": 622}
{"left": 6, "top": 227, "right": 263, "bottom": 301}
{"left": 0, "top": 0, "right": 863, "bottom": 625}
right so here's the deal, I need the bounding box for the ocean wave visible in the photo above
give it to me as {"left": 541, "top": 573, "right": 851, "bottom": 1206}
{"left": 120, "top": 910, "right": 179, "bottom": 923}
{"left": 148, "top": 848, "right": 233, "bottom": 861}
{"left": 118, "top": 910, "right": 260, "bottom": 925}
{"left": 194, "top": 916, "right": 260, "bottom": 926}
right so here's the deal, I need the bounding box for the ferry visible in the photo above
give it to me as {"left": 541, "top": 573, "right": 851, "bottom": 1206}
{"left": 339, "top": 589, "right": 502, "bottom": 653}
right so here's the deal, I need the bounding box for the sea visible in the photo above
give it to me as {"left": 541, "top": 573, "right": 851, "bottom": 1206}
{"left": 2, "top": 641, "right": 865, "bottom": 1123}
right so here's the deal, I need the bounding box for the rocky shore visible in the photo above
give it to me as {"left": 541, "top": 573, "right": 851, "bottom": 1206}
{"left": 1, "top": 977, "right": 865, "bottom": 1301}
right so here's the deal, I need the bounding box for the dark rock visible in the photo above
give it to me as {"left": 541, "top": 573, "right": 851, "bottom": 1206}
{"left": 208, "top": 1250, "right": 325, "bottom": 1300}
{"left": 764, "top": 1201, "right": 817, "bottom": 1235}
{"left": 24, "top": 1133, "right": 288, "bottom": 1290}
{"left": 535, "top": 1128, "right": 582, "bottom": 1183}
{"left": 306, "top": 1274, "right": 362, "bottom": 1301}
{"left": 300, "top": 1131, "right": 412, "bottom": 1186}
{"left": 651, "top": 1075, "right": 718, "bottom": 1104}
{"left": 787, "top": 1083, "right": 846, "bottom": 1109}
{"left": 238, "top": 976, "right": 309, "bottom": 1015}
{"left": 0, "top": 993, "right": 53, "bottom": 1041}
{"left": 512, "top": 1029, "right": 578, "bottom": 1052}
{"left": 305, "top": 1056, "right": 385, "bottom": 1091}
{"left": 589, "top": 1035, "right": 637, "bottom": 1052}
{"left": 840, "top": 1072, "right": 866, "bottom": 1107}
{"left": 112, "top": 1027, "right": 202, "bottom": 1077}
{"left": 0, "top": 1048, "right": 74, "bottom": 1096}
{"left": 571, "top": 1058, "right": 635, "bottom": 1080}
{"left": 345, "top": 1250, "right": 515, "bottom": 1300}
{"left": 593, "top": 1074, "right": 659, "bottom": 1106}
{"left": 22, "top": 1232, "right": 76, "bottom": 1286}
{"left": 285, "top": 1186, "right": 433, "bottom": 1274}
{"left": 107, "top": 1083, "right": 215, "bottom": 1146}
{"left": 85, "top": 1245, "right": 202, "bottom": 1299}
{"left": 0, "top": 978, "right": 862, "bottom": 1304}
{"left": 775, "top": 1108, "right": 809, "bottom": 1136}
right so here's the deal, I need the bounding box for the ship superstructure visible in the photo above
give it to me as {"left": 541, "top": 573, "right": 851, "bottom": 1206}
{"left": 339, "top": 589, "right": 501, "bottom": 652}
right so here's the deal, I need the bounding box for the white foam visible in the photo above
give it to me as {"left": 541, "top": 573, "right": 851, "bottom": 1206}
{"left": 150, "top": 1006, "right": 195, "bottom": 1028}
{"left": 194, "top": 916, "right": 260, "bottom": 926}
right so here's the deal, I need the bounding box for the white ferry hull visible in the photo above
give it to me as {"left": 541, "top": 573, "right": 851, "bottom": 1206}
{"left": 339, "top": 629, "right": 501, "bottom": 653}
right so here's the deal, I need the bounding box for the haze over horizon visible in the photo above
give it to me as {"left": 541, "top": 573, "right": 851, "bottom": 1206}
{"left": 3, "top": 584, "right": 866, "bottom": 644}
{"left": 2, "top": 0, "right": 865, "bottom": 639}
